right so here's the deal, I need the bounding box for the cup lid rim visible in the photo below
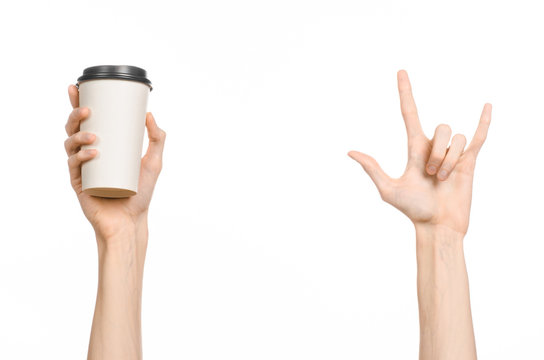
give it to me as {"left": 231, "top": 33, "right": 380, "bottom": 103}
{"left": 77, "top": 65, "right": 152, "bottom": 90}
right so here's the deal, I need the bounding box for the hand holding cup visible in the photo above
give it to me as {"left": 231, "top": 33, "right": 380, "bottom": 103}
{"left": 64, "top": 82, "right": 166, "bottom": 240}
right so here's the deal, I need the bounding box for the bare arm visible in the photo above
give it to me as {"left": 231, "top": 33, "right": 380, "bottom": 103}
{"left": 415, "top": 224, "right": 475, "bottom": 359}
{"left": 349, "top": 70, "right": 490, "bottom": 359}
{"left": 88, "top": 221, "right": 148, "bottom": 359}
{"left": 64, "top": 85, "right": 166, "bottom": 359}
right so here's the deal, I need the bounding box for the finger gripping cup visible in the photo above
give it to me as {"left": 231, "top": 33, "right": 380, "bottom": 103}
{"left": 77, "top": 65, "right": 152, "bottom": 198}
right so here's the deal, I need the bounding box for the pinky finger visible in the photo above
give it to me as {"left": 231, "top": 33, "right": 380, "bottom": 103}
{"left": 67, "top": 149, "right": 97, "bottom": 183}
{"left": 466, "top": 103, "right": 492, "bottom": 157}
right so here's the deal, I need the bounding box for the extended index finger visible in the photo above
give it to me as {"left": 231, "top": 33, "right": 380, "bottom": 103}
{"left": 68, "top": 84, "right": 79, "bottom": 109}
{"left": 397, "top": 70, "right": 424, "bottom": 140}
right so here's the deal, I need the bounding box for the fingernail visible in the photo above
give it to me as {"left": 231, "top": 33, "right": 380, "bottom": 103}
{"left": 85, "top": 149, "right": 96, "bottom": 155}
{"left": 428, "top": 165, "right": 436, "bottom": 173}
{"left": 438, "top": 170, "right": 448, "bottom": 179}
{"left": 84, "top": 133, "right": 95, "bottom": 141}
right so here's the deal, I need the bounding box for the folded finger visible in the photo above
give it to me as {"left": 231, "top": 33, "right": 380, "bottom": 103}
{"left": 437, "top": 134, "right": 467, "bottom": 181}
{"left": 426, "top": 124, "right": 452, "bottom": 175}
{"left": 67, "top": 148, "right": 97, "bottom": 183}
{"left": 64, "top": 132, "right": 96, "bottom": 156}
{"left": 65, "top": 107, "right": 90, "bottom": 136}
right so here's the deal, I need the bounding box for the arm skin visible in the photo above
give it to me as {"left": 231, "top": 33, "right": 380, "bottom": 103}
{"left": 64, "top": 85, "right": 166, "bottom": 359}
{"left": 415, "top": 223, "right": 475, "bottom": 359}
{"left": 88, "top": 221, "right": 148, "bottom": 359}
{"left": 349, "top": 70, "right": 491, "bottom": 359}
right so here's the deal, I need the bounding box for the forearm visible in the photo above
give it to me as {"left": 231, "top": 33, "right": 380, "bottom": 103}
{"left": 88, "top": 218, "right": 148, "bottom": 360}
{"left": 415, "top": 223, "right": 476, "bottom": 360}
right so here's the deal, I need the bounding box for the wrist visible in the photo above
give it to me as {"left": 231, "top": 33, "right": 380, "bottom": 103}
{"left": 96, "top": 217, "right": 148, "bottom": 261}
{"left": 414, "top": 222, "right": 465, "bottom": 255}
{"left": 92, "top": 210, "right": 149, "bottom": 238}
{"left": 414, "top": 222, "right": 465, "bottom": 242}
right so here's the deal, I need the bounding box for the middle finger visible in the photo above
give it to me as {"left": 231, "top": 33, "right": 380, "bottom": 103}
{"left": 65, "top": 107, "right": 90, "bottom": 136}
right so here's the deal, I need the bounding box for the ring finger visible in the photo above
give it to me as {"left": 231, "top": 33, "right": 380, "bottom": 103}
{"left": 437, "top": 134, "right": 467, "bottom": 181}
{"left": 64, "top": 132, "right": 96, "bottom": 156}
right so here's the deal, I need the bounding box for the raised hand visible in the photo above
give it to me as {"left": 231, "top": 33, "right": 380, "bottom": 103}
{"left": 349, "top": 70, "right": 491, "bottom": 235}
{"left": 64, "top": 84, "right": 167, "bottom": 240}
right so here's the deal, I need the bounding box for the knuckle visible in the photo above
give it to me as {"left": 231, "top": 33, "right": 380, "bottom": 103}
{"left": 64, "top": 138, "right": 70, "bottom": 151}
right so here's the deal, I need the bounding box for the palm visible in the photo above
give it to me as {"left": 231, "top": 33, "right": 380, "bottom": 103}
{"left": 389, "top": 137, "right": 476, "bottom": 234}
{"left": 72, "top": 153, "right": 159, "bottom": 238}
{"left": 349, "top": 71, "right": 491, "bottom": 235}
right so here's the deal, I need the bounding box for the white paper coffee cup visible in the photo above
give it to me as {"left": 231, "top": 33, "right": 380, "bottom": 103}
{"left": 77, "top": 65, "right": 152, "bottom": 198}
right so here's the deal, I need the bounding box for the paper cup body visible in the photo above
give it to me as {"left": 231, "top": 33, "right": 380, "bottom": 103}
{"left": 78, "top": 78, "right": 150, "bottom": 198}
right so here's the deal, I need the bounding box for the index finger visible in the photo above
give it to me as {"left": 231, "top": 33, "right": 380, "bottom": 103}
{"left": 466, "top": 103, "right": 492, "bottom": 157}
{"left": 397, "top": 70, "right": 424, "bottom": 140}
{"left": 68, "top": 84, "right": 79, "bottom": 109}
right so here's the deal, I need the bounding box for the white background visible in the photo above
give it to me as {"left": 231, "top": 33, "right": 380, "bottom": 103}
{"left": 1, "top": 0, "right": 543, "bottom": 359}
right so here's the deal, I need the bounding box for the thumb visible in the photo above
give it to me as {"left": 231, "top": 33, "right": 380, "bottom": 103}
{"left": 348, "top": 151, "right": 394, "bottom": 199}
{"left": 144, "top": 112, "right": 166, "bottom": 161}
